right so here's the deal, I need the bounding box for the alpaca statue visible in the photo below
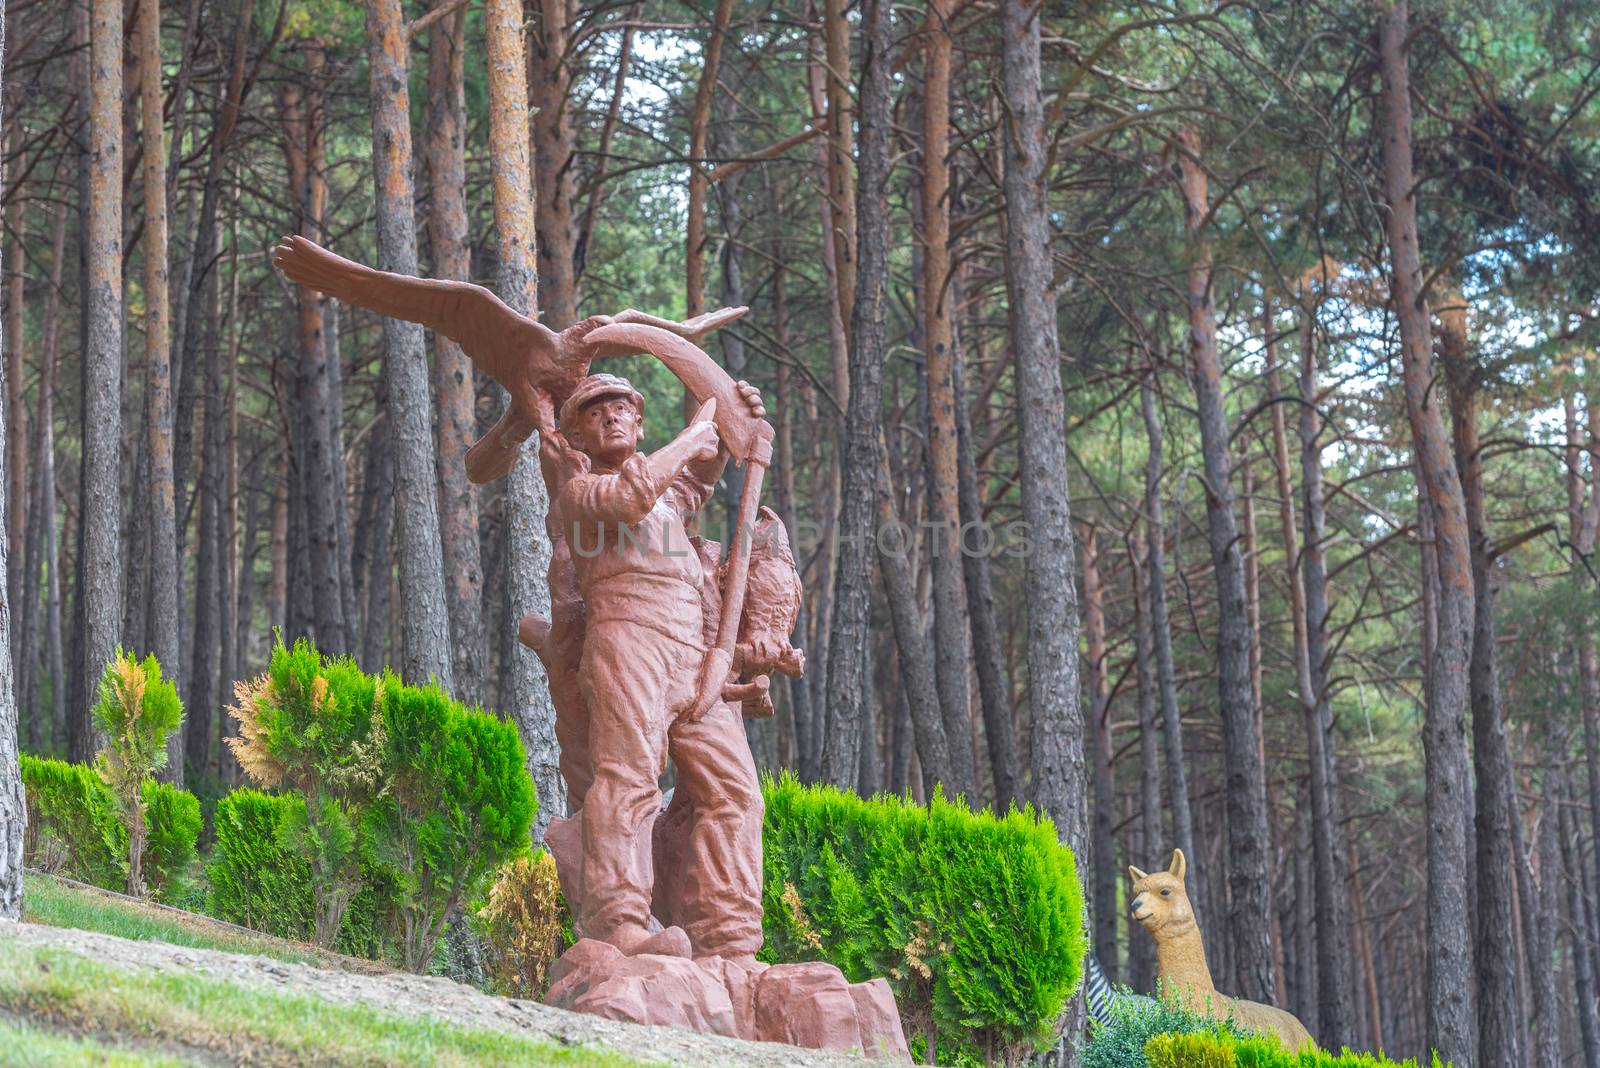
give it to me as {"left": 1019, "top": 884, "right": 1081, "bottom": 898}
{"left": 1129, "top": 848, "right": 1315, "bottom": 1052}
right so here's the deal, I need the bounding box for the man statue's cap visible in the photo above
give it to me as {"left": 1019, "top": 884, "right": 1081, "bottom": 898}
{"left": 559, "top": 372, "right": 644, "bottom": 429}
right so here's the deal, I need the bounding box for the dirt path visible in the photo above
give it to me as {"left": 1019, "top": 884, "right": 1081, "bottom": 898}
{"left": 1, "top": 921, "right": 884, "bottom": 1067}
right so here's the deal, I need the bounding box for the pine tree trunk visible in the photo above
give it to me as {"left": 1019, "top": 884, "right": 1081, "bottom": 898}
{"left": 1000, "top": 4, "right": 1087, "bottom": 1055}
{"left": 683, "top": 0, "right": 731, "bottom": 329}
{"left": 138, "top": 0, "right": 183, "bottom": 782}
{"left": 1269, "top": 301, "right": 1352, "bottom": 1043}
{"left": 364, "top": 0, "right": 454, "bottom": 692}
{"left": 919, "top": 2, "right": 976, "bottom": 801}
{"left": 22, "top": 208, "right": 65, "bottom": 754}
{"left": 80, "top": 0, "right": 126, "bottom": 758}
{"left": 1083, "top": 528, "right": 1118, "bottom": 980}
{"left": 283, "top": 50, "right": 349, "bottom": 658}
{"left": 426, "top": 4, "right": 485, "bottom": 705}
{"left": 1437, "top": 296, "right": 1524, "bottom": 1065}
{"left": 819, "top": 0, "right": 891, "bottom": 788}
{"left": 1131, "top": 533, "right": 1161, "bottom": 996}
{"left": 1174, "top": 127, "right": 1276, "bottom": 1003}
{"left": 953, "top": 293, "right": 1019, "bottom": 811}
{"left": 1140, "top": 376, "right": 1198, "bottom": 890}
{"left": 529, "top": 0, "right": 580, "bottom": 327}
{"left": 1562, "top": 773, "right": 1600, "bottom": 1068}
{"left": 0, "top": 0, "right": 23, "bottom": 920}
{"left": 5, "top": 187, "right": 26, "bottom": 686}
{"left": 485, "top": 0, "right": 561, "bottom": 835}
{"left": 187, "top": 228, "right": 223, "bottom": 777}
{"left": 1375, "top": 6, "right": 1476, "bottom": 1060}
{"left": 820, "top": 0, "right": 855, "bottom": 334}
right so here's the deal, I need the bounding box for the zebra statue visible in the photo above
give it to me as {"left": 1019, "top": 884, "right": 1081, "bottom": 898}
{"left": 1032, "top": 953, "right": 1160, "bottom": 1065}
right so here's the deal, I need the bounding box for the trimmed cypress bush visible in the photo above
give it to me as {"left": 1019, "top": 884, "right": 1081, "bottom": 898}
{"left": 20, "top": 754, "right": 200, "bottom": 902}
{"left": 92, "top": 650, "right": 185, "bottom": 896}
{"left": 364, "top": 676, "right": 537, "bottom": 972}
{"left": 207, "top": 787, "right": 400, "bottom": 960}
{"left": 761, "top": 773, "right": 1085, "bottom": 1065}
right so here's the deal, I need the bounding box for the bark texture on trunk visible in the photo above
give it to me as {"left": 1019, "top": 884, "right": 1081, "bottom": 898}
{"left": 485, "top": 0, "right": 562, "bottom": 837}
{"left": 283, "top": 52, "right": 349, "bottom": 659}
{"left": 426, "top": 4, "right": 485, "bottom": 705}
{"left": 139, "top": 0, "right": 183, "bottom": 781}
{"left": 1175, "top": 127, "right": 1276, "bottom": 1004}
{"left": 1083, "top": 528, "right": 1117, "bottom": 980}
{"left": 683, "top": 0, "right": 732, "bottom": 324}
{"left": 4, "top": 189, "right": 24, "bottom": 685}
{"left": 1375, "top": 7, "right": 1476, "bottom": 1062}
{"left": 81, "top": 0, "right": 126, "bottom": 758}
{"left": 1281, "top": 297, "right": 1352, "bottom": 1046}
{"left": 920, "top": 0, "right": 976, "bottom": 801}
{"left": 1140, "top": 376, "right": 1197, "bottom": 884}
{"left": 365, "top": 0, "right": 455, "bottom": 693}
{"left": 1437, "top": 297, "right": 1524, "bottom": 1066}
{"left": 0, "top": 0, "right": 23, "bottom": 921}
{"left": 529, "top": 0, "right": 580, "bottom": 327}
{"left": 1001, "top": 2, "right": 1087, "bottom": 1056}
{"left": 819, "top": 0, "right": 890, "bottom": 788}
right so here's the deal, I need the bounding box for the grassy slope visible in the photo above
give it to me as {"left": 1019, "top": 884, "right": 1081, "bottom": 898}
{"left": 8, "top": 874, "right": 646, "bottom": 1067}
{"left": 21, "top": 871, "right": 377, "bottom": 970}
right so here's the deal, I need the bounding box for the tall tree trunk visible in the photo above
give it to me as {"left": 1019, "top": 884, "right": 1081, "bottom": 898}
{"left": 1375, "top": 6, "right": 1475, "bottom": 1060}
{"left": 426, "top": 4, "right": 485, "bottom": 704}
{"left": 876, "top": 445, "right": 953, "bottom": 798}
{"left": 187, "top": 225, "right": 223, "bottom": 777}
{"left": 485, "top": 0, "right": 561, "bottom": 836}
{"left": 1274, "top": 296, "right": 1353, "bottom": 1045}
{"left": 1083, "top": 527, "right": 1118, "bottom": 980}
{"left": 1174, "top": 127, "right": 1276, "bottom": 1004}
{"left": 954, "top": 292, "right": 1019, "bottom": 810}
{"left": 1001, "top": 2, "right": 1087, "bottom": 1054}
{"left": 364, "top": 0, "right": 454, "bottom": 692}
{"left": 529, "top": 0, "right": 580, "bottom": 327}
{"left": 1140, "top": 375, "right": 1197, "bottom": 888}
{"left": 1527, "top": 759, "right": 1561, "bottom": 1066}
{"left": 820, "top": 0, "right": 855, "bottom": 335}
{"left": 80, "top": 0, "right": 126, "bottom": 758}
{"left": 919, "top": 0, "right": 976, "bottom": 801}
{"left": 682, "top": 0, "right": 732, "bottom": 326}
{"left": 1131, "top": 533, "right": 1161, "bottom": 996}
{"left": 283, "top": 48, "right": 349, "bottom": 658}
{"left": 819, "top": 0, "right": 890, "bottom": 788}
{"left": 0, "top": 0, "right": 22, "bottom": 919}
{"left": 1437, "top": 296, "right": 1523, "bottom": 1065}
{"left": 1563, "top": 772, "right": 1600, "bottom": 1068}
{"left": 5, "top": 185, "right": 25, "bottom": 684}
{"left": 22, "top": 208, "right": 66, "bottom": 753}
{"left": 139, "top": 0, "right": 183, "bottom": 781}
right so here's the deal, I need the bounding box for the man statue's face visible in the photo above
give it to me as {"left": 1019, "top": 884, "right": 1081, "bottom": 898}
{"left": 570, "top": 393, "right": 643, "bottom": 466}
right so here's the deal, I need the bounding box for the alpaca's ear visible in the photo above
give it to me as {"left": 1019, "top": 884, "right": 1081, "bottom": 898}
{"left": 1128, "top": 865, "right": 1148, "bottom": 883}
{"left": 1168, "top": 848, "right": 1186, "bottom": 882}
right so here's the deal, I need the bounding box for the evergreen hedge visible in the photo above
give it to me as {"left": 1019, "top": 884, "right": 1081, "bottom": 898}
{"left": 760, "top": 773, "right": 1085, "bottom": 1065}
{"left": 207, "top": 788, "right": 402, "bottom": 959}
{"left": 20, "top": 754, "right": 201, "bottom": 902}
{"left": 1142, "top": 1031, "right": 1448, "bottom": 1067}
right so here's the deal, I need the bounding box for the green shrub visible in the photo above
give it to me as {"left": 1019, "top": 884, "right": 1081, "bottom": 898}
{"left": 1140, "top": 1029, "right": 1449, "bottom": 1068}
{"left": 20, "top": 754, "right": 200, "bottom": 903}
{"left": 364, "top": 677, "right": 537, "bottom": 972}
{"left": 760, "top": 773, "right": 1084, "bottom": 1065}
{"left": 226, "top": 638, "right": 387, "bottom": 947}
{"left": 207, "top": 788, "right": 401, "bottom": 960}
{"left": 1082, "top": 994, "right": 1251, "bottom": 1068}
{"left": 92, "top": 650, "right": 185, "bottom": 896}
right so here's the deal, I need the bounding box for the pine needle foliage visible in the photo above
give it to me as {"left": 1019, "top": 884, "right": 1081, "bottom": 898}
{"left": 91, "top": 650, "right": 185, "bottom": 897}
{"left": 760, "top": 773, "right": 1085, "bottom": 1065}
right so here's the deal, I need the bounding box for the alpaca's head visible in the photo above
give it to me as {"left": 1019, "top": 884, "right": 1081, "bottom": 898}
{"left": 1129, "top": 849, "right": 1195, "bottom": 938}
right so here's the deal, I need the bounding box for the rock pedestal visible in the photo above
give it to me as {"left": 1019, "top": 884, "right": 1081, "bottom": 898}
{"left": 546, "top": 939, "right": 910, "bottom": 1061}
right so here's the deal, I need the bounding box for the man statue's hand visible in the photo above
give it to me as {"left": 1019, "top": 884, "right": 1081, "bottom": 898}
{"left": 734, "top": 380, "right": 766, "bottom": 420}
{"left": 683, "top": 418, "right": 721, "bottom": 463}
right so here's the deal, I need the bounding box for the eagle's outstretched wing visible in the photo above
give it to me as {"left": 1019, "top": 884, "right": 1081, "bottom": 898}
{"left": 272, "top": 234, "right": 561, "bottom": 392}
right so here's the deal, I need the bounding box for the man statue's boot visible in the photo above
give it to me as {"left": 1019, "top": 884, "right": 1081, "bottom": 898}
{"left": 609, "top": 922, "right": 692, "bottom": 959}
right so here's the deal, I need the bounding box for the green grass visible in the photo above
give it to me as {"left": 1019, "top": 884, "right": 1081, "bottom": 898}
{"left": 0, "top": 939, "right": 649, "bottom": 1067}
{"left": 21, "top": 871, "right": 373, "bottom": 971}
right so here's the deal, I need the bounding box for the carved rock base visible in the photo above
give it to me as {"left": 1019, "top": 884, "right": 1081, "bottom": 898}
{"left": 546, "top": 939, "right": 911, "bottom": 1061}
